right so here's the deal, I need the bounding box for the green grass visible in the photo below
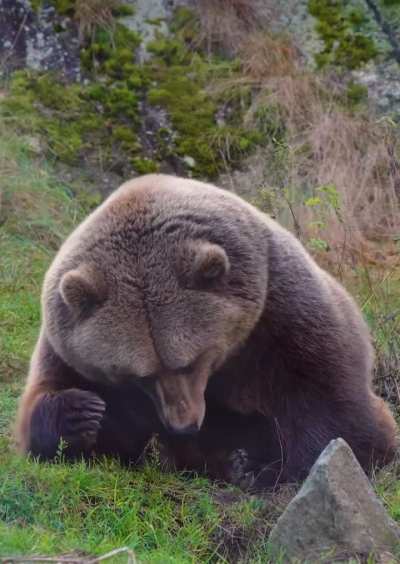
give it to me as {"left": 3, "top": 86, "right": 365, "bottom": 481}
{"left": 0, "top": 130, "right": 86, "bottom": 434}
{"left": 0, "top": 124, "right": 400, "bottom": 563}
{"left": 0, "top": 450, "right": 220, "bottom": 561}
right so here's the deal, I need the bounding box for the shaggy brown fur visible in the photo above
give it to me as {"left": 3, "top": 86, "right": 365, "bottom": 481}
{"left": 15, "top": 174, "right": 398, "bottom": 489}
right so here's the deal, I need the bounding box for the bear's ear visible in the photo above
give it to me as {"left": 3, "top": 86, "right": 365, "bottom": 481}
{"left": 181, "top": 241, "right": 230, "bottom": 287}
{"left": 60, "top": 264, "right": 107, "bottom": 314}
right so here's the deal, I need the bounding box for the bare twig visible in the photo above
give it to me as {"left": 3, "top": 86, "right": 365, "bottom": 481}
{"left": 2, "top": 547, "right": 138, "bottom": 564}
{"left": 0, "top": 13, "right": 28, "bottom": 70}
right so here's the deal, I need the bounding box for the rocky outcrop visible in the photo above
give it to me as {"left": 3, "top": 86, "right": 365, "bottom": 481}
{"left": 274, "top": 0, "right": 400, "bottom": 116}
{"left": 0, "top": 0, "right": 193, "bottom": 78}
{"left": 121, "top": 0, "right": 194, "bottom": 63}
{"left": 268, "top": 438, "right": 400, "bottom": 562}
{"left": 0, "top": 0, "right": 80, "bottom": 80}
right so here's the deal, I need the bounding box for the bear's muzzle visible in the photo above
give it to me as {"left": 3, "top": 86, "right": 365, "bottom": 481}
{"left": 154, "top": 370, "right": 208, "bottom": 434}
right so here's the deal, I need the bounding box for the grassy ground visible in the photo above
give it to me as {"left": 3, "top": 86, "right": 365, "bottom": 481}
{"left": 0, "top": 125, "right": 400, "bottom": 563}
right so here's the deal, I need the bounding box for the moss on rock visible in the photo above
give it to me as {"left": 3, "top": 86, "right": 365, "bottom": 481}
{"left": 144, "top": 14, "right": 263, "bottom": 178}
{"left": 308, "top": 0, "right": 380, "bottom": 70}
{"left": 1, "top": 5, "right": 265, "bottom": 178}
{"left": 132, "top": 157, "right": 159, "bottom": 174}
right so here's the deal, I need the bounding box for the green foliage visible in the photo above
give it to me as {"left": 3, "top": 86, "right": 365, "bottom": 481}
{"left": 307, "top": 237, "right": 330, "bottom": 252}
{"left": 30, "top": 0, "right": 43, "bottom": 11}
{"left": 48, "top": 0, "right": 76, "bottom": 16}
{"left": 170, "top": 6, "right": 198, "bottom": 33}
{"left": 0, "top": 128, "right": 90, "bottom": 388}
{"left": 81, "top": 24, "right": 142, "bottom": 75}
{"left": 83, "top": 5, "right": 262, "bottom": 177}
{"left": 304, "top": 183, "right": 342, "bottom": 252}
{"left": 308, "top": 0, "right": 379, "bottom": 70}
{"left": 253, "top": 105, "right": 286, "bottom": 141}
{"left": 113, "top": 4, "right": 135, "bottom": 17}
{"left": 1, "top": 72, "right": 108, "bottom": 164}
{"left": 145, "top": 25, "right": 262, "bottom": 177}
{"left": 132, "top": 156, "right": 159, "bottom": 174}
{"left": 147, "top": 59, "right": 222, "bottom": 176}
{"left": 1, "top": 61, "right": 143, "bottom": 164}
{"left": 47, "top": 0, "right": 135, "bottom": 18}
{"left": 346, "top": 80, "right": 369, "bottom": 106}
{"left": 147, "top": 37, "right": 188, "bottom": 65}
{"left": 0, "top": 17, "right": 146, "bottom": 166}
{"left": 1, "top": 5, "right": 265, "bottom": 178}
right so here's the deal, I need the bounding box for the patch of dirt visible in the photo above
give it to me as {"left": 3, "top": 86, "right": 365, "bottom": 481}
{"left": 211, "top": 483, "right": 298, "bottom": 563}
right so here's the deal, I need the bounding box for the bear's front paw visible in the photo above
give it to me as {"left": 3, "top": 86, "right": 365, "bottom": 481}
{"left": 30, "top": 388, "right": 106, "bottom": 459}
{"left": 227, "top": 448, "right": 256, "bottom": 490}
{"left": 227, "top": 449, "right": 285, "bottom": 491}
{"left": 57, "top": 389, "right": 106, "bottom": 452}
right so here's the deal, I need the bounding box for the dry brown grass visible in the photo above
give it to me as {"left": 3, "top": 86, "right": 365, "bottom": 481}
{"left": 211, "top": 483, "right": 297, "bottom": 563}
{"left": 215, "top": 32, "right": 400, "bottom": 266}
{"left": 240, "top": 32, "right": 301, "bottom": 79}
{"left": 74, "top": 0, "right": 120, "bottom": 41}
{"left": 195, "top": 0, "right": 276, "bottom": 54}
{"left": 306, "top": 114, "right": 400, "bottom": 248}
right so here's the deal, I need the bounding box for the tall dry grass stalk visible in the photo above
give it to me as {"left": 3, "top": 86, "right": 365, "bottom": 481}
{"left": 215, "top": 32, "right": 400, "bottom": 267}
{"left": 195, "top": 0, "right": 276, "bottom": 54}
{"left": 75, "top": 0, "right": 120, "bottom": 41}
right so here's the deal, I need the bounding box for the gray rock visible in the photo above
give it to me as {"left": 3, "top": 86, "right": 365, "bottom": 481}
{"left": 121, "top": 0, "right": 170, "bottom": 63}
{"left": 271, "top": 0, "right": 400, "bottom": 116}
{"left": 121, "top": 0, "right": 192, "bottom": 63}
{"left": 120, "top": 0, "right": 196, "bottom": 63}
{"left": 0, "top": 0, "right": 80, "bottom": 80}
{"left": 183, "top": 155, "right": 195, "bottom": 168}
{"left": 268, "top": 438, "right": 400, "bottom": 563}
{"left": 354, "top": 60, "right": 400, "bottom": 115}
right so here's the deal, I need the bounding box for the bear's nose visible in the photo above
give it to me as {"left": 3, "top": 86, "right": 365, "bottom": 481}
{"left": 167, "top": 423, "right": 200, "bottom": 436}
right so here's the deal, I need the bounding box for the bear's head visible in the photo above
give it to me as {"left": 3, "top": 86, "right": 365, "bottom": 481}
{"left": 44, "top": 175, "right": 268, "bottom": 434}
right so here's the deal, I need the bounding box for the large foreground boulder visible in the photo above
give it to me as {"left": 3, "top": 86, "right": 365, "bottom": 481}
{"left": 269, "top": 438, "right": 400, "bottom": 562}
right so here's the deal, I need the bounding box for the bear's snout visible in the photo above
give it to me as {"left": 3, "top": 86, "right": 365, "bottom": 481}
{"left": 154, "top": 372, "right": 207, "bottom": 434}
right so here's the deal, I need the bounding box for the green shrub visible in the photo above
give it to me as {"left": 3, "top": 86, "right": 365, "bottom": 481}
{"left": 309, "top": 0, "right": 379, "bottom": 70}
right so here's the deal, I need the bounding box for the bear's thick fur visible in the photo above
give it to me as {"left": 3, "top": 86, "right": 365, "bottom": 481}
{"left": 15, "top": 174, "right": 397, "bottom": 489}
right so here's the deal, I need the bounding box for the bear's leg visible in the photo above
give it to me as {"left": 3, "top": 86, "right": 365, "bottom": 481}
{"left": 92, "top": 388, "right": 162, "bottom": 465}
{"left": 16, "top": 333, "right": 156, "bottom": 462}
{"left": 250, "top": 394, "right": 398, "bottom": 489}
{"left": 160, "top": 406, "right": 285, "bottom": 488}
{"left": 27, "top": 389, "right": 156, "bottom": 463}
{"left": 16, "top": 333, "right": 102, "bottom": 459}
{"left": 28, "top": 388, "right": 106, "bottom": 459}
{"left": 161, "top": 394, "right": 397, "bottom": 490}
{"left": 365, "top": 393, "right": 398, "bottom": 469}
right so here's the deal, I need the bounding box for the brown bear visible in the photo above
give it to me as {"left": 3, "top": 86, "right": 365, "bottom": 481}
{"left": 15, "top": 174, "right": 397, "bottom": 489}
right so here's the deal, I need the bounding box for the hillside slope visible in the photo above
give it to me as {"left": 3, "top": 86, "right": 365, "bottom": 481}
{"left": 1, "top": 0, "right": 400, "bottom": 561}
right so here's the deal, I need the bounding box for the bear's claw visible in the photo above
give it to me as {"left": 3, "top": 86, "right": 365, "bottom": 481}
{"left": 228, "top": 448, "right": 256, "bottom": 489}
